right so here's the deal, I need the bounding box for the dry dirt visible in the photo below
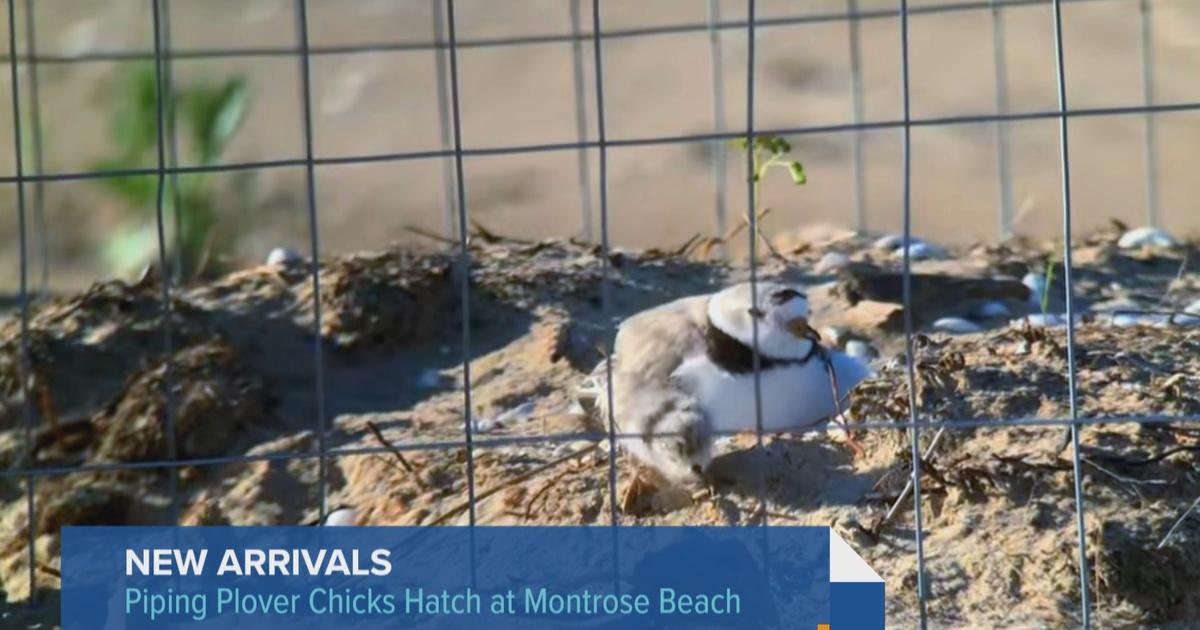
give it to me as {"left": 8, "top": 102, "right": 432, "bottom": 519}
{"left": 2, "top": 224, "right": 1200, "bottom": 628}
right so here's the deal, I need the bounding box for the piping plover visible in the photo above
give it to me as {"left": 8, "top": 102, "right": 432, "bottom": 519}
{"left": 579, "top": 282, "right": 872, "bottom": 487}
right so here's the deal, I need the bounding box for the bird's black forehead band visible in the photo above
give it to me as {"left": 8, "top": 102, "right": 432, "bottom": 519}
{"left": 769, "top": 288, "right": 807, "bottom": 305}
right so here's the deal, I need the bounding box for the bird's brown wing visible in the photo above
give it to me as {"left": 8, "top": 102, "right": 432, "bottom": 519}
{"left": 610, "top": 294, "right": 709, "bottom": 385}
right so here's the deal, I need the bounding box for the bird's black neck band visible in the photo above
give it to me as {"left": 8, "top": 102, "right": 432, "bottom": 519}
{"left": 703, "top": 319, "right": 818, "bottom": 374}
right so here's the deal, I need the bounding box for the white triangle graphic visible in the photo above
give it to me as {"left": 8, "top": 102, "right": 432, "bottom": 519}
{"left": 829, "top": 529, "right": 883, "bottom": 583}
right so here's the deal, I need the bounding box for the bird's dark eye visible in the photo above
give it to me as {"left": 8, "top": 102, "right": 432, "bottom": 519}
{"left": 770, "top": 288, "right": 805, "bottom": 305}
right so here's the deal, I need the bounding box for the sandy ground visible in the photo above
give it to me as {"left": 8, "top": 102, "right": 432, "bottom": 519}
{"left": 1, "top": 0, "right": 1200, "bottom": 293}
{"left": 3, "top": 221, "right": 1200, "bottom": 627}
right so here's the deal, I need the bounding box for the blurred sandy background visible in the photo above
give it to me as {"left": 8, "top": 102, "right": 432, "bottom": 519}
{"left": 0, "top": 0, "right": 1199, "bottom": 291}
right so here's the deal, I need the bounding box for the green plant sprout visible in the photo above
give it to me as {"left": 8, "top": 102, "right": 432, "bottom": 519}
{"left": 93, "top": 63, "right": 249, "bottom": 279}
{"left": 731, "top": 135, "right": 807, "bottom": 261}
{"left": 1040, "top": 256, "right": 1057, "bottom": 316}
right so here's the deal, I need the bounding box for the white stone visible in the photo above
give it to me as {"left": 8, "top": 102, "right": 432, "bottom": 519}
{"left": 974, "top": 301, "right": 1011, "bottom": 318}
{"left": 1107, "top": 313, "right": 1167, "bottom": 328}
{"left": 266, "top": 247, "right": 302, "bottom": 266}
{"left": 1185, "top": 299, "right": 1200, "bottom": 315}
{"left": 872, "top": 234, "right": 907, "bottom": 251}
{"left": 323, "top": 507, "right": 358, "bottom": 527}
{"left": 932, "top": 317, "right": 983, "bottom": 334}
{"left": 1117, "top": 226, "right": 1178, "bottom": 249}
{"left": 474, "top": 401, "right": 536, "bottom": 434}
{"left": 417, "top": 369, "right": 443, "bottom": 389}
{"left": 1012, "top": 313, "right": 1083, "bottom": 328}
{"left": 844, "top": 340, "right": 877, "bottom": 361}
{"left": 1175, "top": 314, "right": 1200, "bottom": 326}
{"left": 494, "top": 401, "right": 536, "bottom": 426}
{"left": 900, "top": 242, "right": 943, "bottom": 260}
{"left": 821, "top": 326, "right": 846, "bottom": 347}
{"left": 814, "top": 251, "right": 850, "bottom": 274}
{"left": 1022, "top": 273, "right": 1047, "bottom": 306}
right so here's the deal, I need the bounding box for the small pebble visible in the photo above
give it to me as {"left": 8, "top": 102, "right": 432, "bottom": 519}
{"left": 1022, "top": 273, "right": 1047, "bottom": 306}
{"left": 872, "top": 234, "right": 908, "bottom": 251}
{"left": 1117, "top": 226, "right": 1177, "bottom": 249}
{"left": 417, "top": 369, "right": 444, "bottom": 389}
{"left": 932, "top": 317, "right": 982, "bottom": 334}
{"left": 821, "top": 326, "right": 846, "bottom": 347}
{"left": 323, "top": 507, "right": 358, "bottom": 527}
{"left": 898, "top": 242, "right": 943, "bottom": 260}
{"left": 474, "top": 402, "right": 537, "bottom": 433}
{"left": 1175, "top": 314, "right": 1200, "bottom": 326}
{"left": 974, "top": 301, "right": 1011, "bottom": 318}
{"left": 493, "top": 401, "right": 537, "bottom": 426}
{"left": 814, "top": 251, "right": 850, "bottom": 274}
{"left": 844, "top": 340, "right": 877, "bottom": 361}
{"left": 1107, "top": 313, "right": 1166, "bottom": 328}
{"left": 266, "top": 247, "right": 303, "bottom": 266}
{"left": 1012, "top": 313, "right": 1081, "bottom": 328}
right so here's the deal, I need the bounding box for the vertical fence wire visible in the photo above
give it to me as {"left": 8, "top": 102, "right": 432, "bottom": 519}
{"left": 589, "top": 0, "right": 619, "bottom": 529}
{"left": 569, "top": 0, "right": 594, "bottom": 242}
{"left": 443, "top": 0, "right": 479, "bottom": 527}
{"left": 432, "top": 0, "right": 458, "bottom": 243}
{"left": 847, "top": 0, "right": 868, "bottom": 234}
{"left": 293, "top": 0, "right": 329, "bottom": 522}
{"left": 1050, "top": 0, "right": 1093, "bottom": 627}
{"left": 744, "top": 0, "right": 769, "bottom": 524}
{"left": 898, "top": 1, "right": 930, "bottom": 627}
{"left": 706, "top": 0, "right": 728, "bottom": 251}
{"left": 990, "top": 0, "right": 1014, "bottom": 239}
{"left": 149, "top": 0, "right": 180, "bottom": 525}
{"left": 19, "top": 0, "right": 44, "bottom": 295}
{"left": 158, "top": 0, "right": 185, "bottom": 283}
{"left": 1138, "top": 0, "right": 1158, "bottom": 228}
{"left": 5, "top": 0, "right": 35, "bottom": 605}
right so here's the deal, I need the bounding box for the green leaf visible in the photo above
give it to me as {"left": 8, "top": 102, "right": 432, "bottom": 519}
{"left": 102, "top": 223, "right": 159, "bottom": 276}
{"left": 182, "top": 78, "right": 249, "bottom": 164}
{"left": 787, "top": 161, "right": 807, "bottom": 185}
{"left": 108, "top": 64, "right": 160, "bottom": 158}
{"left": 90, "top": 159, "right": 157, "bottom": 207}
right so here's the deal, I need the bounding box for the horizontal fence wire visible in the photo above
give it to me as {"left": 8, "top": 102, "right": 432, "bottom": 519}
{"left": 5, "top": 413, "right": 1200, "bottom": 481}
{"left": 2, "top": 100, "right": 1200, "bottom": 185}
{"left": 0, "top": 0, "right": 1127, "bottom": 64}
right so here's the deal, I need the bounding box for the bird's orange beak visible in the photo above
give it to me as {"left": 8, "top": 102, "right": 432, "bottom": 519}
{"left": 787, "top": 317, "right": 821, "bottom": 342}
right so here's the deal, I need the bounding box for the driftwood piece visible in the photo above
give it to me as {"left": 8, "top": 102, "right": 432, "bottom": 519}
{"left": 835, "top": 263, "right": 1030, "bottom": 327}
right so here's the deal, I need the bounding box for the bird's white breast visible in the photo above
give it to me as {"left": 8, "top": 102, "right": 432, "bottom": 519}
{"left": 671, "top": 351, "right": 872, "bottom": 434}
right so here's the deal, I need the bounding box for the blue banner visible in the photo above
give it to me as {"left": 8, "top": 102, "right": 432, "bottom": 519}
{"left": 61, "top": 526, "right": 884, "bottom": 629}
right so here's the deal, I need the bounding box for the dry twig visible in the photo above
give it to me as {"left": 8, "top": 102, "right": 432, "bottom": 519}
{"left": 428, "top": 443, "right": 600, "bottom": 526}
{"left": 365, "top": 421, "right": 427, "bottom": 491}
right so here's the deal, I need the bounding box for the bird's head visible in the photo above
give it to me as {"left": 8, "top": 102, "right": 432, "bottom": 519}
{"left": 707, "top": 282, "right": 820, "bottom": 360}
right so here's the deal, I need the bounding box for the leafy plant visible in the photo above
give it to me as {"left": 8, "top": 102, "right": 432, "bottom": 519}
{"left": 730, "top": 135, "right": 807, "bottom": 260}
{"left": 93, "top": 63, "right": 249, "bottom": 278}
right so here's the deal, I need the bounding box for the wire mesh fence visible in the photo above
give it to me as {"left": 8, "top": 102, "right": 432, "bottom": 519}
{"left": 2, "top": 0, "right": 1197, "bottom": 627}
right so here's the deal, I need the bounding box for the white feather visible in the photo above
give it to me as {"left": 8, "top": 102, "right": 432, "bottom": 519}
{"left": 671, "top": 350, "right": 872, "bottom": 434}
